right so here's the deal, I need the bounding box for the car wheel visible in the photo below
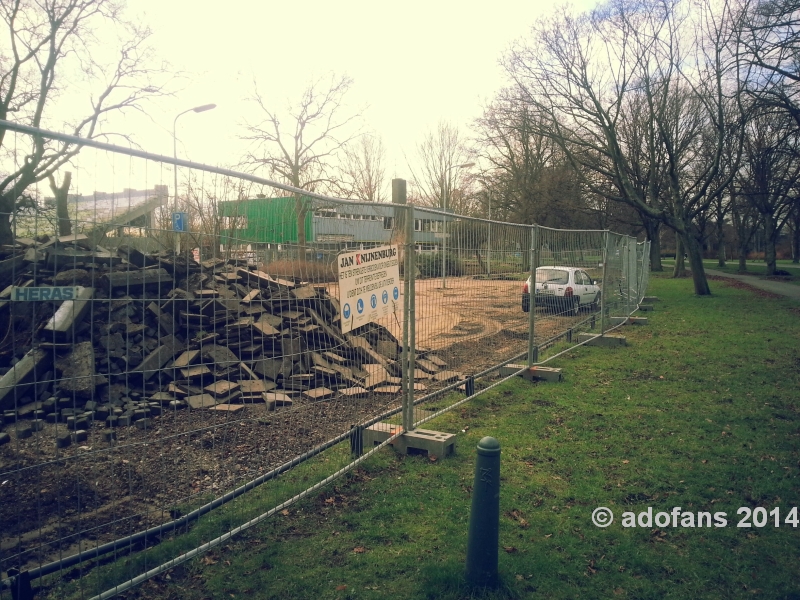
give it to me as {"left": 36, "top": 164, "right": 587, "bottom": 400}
{"left": 572, "top": 298, "right": 580, "bottom": 315}
{"left": 591, "top": 292, "right": 600, "bottom": 311}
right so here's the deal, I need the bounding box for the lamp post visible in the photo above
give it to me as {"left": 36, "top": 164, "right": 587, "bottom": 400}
{"left": 173, "top": 103, "right": 216, "bottom": 251}
{"left": 441, "top": 162, "right": 474, "bottom": 289}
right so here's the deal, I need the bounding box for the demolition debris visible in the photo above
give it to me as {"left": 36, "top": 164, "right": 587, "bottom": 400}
{"left": 0, "top": 234, "right": 458, "bottom": 445}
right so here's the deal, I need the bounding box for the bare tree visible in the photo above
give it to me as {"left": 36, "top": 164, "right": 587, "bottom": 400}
{"left": 409, "top": 121, "right": 475, "bottom": 214}
{"left": 504, "top": 0, "right": 744, "bottom": 294}
{"left": 737, "top": 104, "right": 800, "bottom": 274}
{"left": 336, "top": 133, "right": 386, "bottom": 202}
{"left": 730, "top": 186, "right": 761, "bottom": 270}
{"left": 183, "top": 171, "right": 257, "bottom": 260}
{"left": 735, "top": 0, "right": 800, "bottom": 127}
{"left": 241, "top": 73, "right": 362, "bottom": 252}
{"left": 0, "top": 0, "right": 169, "bottom": 245}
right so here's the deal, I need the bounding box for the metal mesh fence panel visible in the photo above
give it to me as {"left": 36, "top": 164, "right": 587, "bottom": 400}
{"left": 533, "top": 227, "right": 605, "bottom": 358}
{"left": 0, "top": 123, "right": 650, "bottom": 598}
{"left": 405, "top": 212, "right": 533, "bottom": 427}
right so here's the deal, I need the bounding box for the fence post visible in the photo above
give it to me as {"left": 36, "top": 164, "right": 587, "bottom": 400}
{"left": 626, "top": 238, "right": 632, "bottom": 317}
{"left": 403, "top": 203, "right": 416, "bottom": 433}
{"left": 527, "top": 225, "right": 538, "bottom": 367}
{"left": 600, "top": 231, "right": 609, "bottom": 333}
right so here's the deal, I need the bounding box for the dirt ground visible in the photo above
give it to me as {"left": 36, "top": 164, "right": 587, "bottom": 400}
{"left": 0, "top": 276, "right": 588, "bottom": 578}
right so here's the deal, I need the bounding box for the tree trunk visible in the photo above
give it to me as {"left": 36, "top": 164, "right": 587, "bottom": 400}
{"left": 48, "top": 172, "right": 73, "bottom": 237}
{"left": 0, "top": 193, "right": 15, "bottom": 246}
{"left": 716, "top": 216, "right": 725, "bottom": 268}
{"left": 644, "top": 219, "right": 662, "bottom": 271}
{"left": 792, "top": 208, "right": 799, "bottom": 264}
{"left": 683, "top": 232, "right": 711, "bottom": 295}
{"left": 763, "top": 213, "right": 777, "bottom": 276}
{"left": 673, "top": 237, "right": 686, "bottom": 278}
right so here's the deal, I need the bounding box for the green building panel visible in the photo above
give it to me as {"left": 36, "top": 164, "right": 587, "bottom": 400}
{"left": 219, "top": 197, "right": 313, "bottom": 245}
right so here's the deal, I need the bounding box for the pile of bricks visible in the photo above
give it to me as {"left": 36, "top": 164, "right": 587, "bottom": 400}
{"left": 0, "top": 235, "right": 457, "bottom": 447}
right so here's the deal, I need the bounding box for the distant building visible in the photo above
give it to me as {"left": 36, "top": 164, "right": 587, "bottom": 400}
{"left": 219, "top": 197, "right": 453, "bottom": 253}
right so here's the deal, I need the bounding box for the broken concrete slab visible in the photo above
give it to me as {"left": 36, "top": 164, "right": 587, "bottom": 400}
{"left": 41, "top": 286, "right": 94, "bottom": 340}
{"left": 186, "top": 394, "right": 217, "bottom": 409}
{"left": 432, "top": 370, "right": 463, "bottom": 383}
{"left": 209, "top": 403, "right": 245, "bottom": 413}
{"left": 204, "top": 381, "right": 240, "bottom": 398}
{"left": 0, "top": 349, "right": 53, "bottom": 411}
{"left": 56, "top": 341, "right": 108, "bottom": 397}
{"left": 135, "top": 335, "right": 184, "bottom": 380}
{"left": 302, "top": 387, "right": 334, "bottom": 401}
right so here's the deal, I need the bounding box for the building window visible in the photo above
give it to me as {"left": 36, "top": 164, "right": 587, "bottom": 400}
{"left": 383, "top": 216, "right": 394, "bottom": 230}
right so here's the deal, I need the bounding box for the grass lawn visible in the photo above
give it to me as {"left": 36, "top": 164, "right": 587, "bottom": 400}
{"left": 54, "top": 272, "right": 800, "bottom": 600}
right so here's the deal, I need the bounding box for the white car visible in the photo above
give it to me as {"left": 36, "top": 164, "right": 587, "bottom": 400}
{"left": 522, "top": 266, "right": 601, "bottom": 315}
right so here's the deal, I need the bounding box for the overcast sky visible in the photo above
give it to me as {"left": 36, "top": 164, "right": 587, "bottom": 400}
{"left": 57, "top": 1, "right": 596, "bottom": 196}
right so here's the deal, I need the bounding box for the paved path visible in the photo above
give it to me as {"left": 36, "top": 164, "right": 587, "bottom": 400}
{"left": 705, "top": 269, "right": 800, "bottom": 301}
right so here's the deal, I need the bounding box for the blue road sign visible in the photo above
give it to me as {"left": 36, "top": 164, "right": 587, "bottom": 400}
{"left": 370, "top": 294, "right": 377, "bottom": 309}
{"left": 357, "top": 298, "right": 364, "bottom": 314}
{"left": 382, "top": 290, "right": 389, "bottom": 304}
{"left": 172, "top": 211, "right": 189, "bottom": 232}
{"left": 393, "top": 286, "right": 399, "bottom": 300}
{"left": 343, "top": 303, "right": 351, "bottom": 320}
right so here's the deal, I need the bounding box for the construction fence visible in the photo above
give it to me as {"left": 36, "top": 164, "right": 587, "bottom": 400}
{"left": 0, "top": 123, "right": 649, "bottom": 599}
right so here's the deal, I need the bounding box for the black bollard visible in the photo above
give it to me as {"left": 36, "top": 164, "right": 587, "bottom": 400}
{"left": 465, "top": 436, "right": 501, "bottom": 587}
{"left": 465, "top": 376, "right": 475, "bottom": 397}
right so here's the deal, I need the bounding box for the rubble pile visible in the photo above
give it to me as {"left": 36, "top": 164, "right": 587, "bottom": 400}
{"left": 0, "top": 235, "right": 459, "bottom": 447}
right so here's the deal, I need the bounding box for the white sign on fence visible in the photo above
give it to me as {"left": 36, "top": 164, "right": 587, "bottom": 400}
{"left": 337, "top": 245, "right": 401, "bottom": 334}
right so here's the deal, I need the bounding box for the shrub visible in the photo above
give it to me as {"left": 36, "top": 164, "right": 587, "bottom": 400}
{"left": 416, "top": 252, "right": 464, "bottom": 278}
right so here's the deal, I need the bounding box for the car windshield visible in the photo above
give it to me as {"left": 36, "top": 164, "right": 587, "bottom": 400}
{"left": 536, "top": 269, "right": 569, "bottom": 284}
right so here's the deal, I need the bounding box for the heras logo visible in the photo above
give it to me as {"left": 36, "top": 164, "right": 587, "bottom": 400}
{"left": 355, "top": 253, "right": 362, "bottom": 265}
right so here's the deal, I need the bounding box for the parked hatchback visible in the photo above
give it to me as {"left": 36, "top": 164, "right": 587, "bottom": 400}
{"left": 522, "top": 266, "right": 601, "bottom": 315}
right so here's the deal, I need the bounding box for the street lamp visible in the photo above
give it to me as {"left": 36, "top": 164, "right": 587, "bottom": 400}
{"left": 441, "top": 162, "right": 474, "bottom": 289}
{"left": 172, "top": 103, "right": 216, "bottom": 244}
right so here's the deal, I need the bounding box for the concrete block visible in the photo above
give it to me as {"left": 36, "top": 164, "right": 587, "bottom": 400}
{"left": 638, "top": 304, "right": 654, "bottom": 312}
{"left": 642, "top": 296, "right": 659, "bottom": 302}
{"left": 16, "top": 425, "right": 33, "bottom": 439}
{"left": 0, "top": 432, "right": 10, "bottom": 445}
{"left": 520, "top": 366, "right": 562, "bottom": 383}
{"left": 135, "top": 418, "right": 153, "bottom": 430}
{"left": 56, "top": 432, "right": 71, "bottom": 448}
{"left": 577, "top": 333, "right": 627, "bottom": 347}
{"left": 362, "top": 422, "right": 455, "bottom": 457}
{"left": 71, "top": 429, "right": 88, "bottom": 442}
{"left": 610, "top": 316, "right": 648, "bottom": 325}
{"left": 498, "top": 364, "right": 562, "bottom": 382}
